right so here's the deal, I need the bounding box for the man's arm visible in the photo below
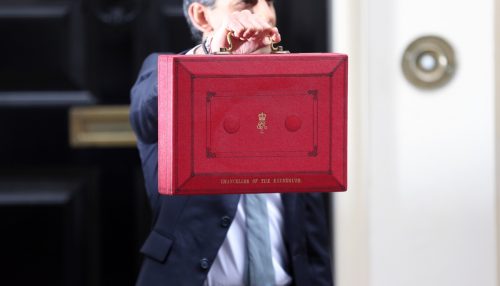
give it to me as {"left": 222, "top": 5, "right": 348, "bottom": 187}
{"left": 304, "top": 193, "right": 334, "bottom": 285}
{"left": 130, "top": 53, "right": 160, "bottom": 144}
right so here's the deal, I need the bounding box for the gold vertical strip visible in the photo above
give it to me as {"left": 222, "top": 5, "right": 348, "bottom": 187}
{"left": 496, "top": 0, "right": 500, "bottom": 285}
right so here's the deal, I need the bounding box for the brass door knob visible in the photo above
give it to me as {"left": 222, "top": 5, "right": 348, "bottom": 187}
{"left": 402, "top": 35, "right": 456, "bottom": 89}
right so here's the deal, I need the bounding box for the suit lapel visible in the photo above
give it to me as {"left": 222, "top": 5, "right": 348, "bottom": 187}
{"left": 281, "top": 193, "right": 299, "bottom": 246}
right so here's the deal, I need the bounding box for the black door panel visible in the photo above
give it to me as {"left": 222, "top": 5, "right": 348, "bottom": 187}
{"left": 0, "top": 0, "right": 328, "bottom": 285}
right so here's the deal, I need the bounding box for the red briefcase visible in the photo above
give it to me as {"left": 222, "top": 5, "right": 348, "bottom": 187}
{"left": 158, "top": 52, "right": 347, "bottom": 195}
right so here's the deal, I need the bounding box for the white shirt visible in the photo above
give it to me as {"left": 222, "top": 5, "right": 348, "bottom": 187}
{"left": 185, "top": 47, "right": 292, "bottom": 285}
{"left": 204, "top": 194, "right": 292, "bottom": 286}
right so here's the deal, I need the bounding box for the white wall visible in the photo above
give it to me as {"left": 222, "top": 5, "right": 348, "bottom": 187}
{"left": 497, "top": 0, "right": 500, "bottom": 283}
{"left": 331, "top": 0, "right": 498, "bottom": 285}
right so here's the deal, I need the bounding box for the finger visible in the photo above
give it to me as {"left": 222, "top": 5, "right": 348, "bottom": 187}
{"left": 262, "top": 36, "right": 272, "bottom": 46}
{"left": 258, "top": 27, "right": 280, "bottom": 48}
{"left": 249, "top": 25, "right": 264, "bottom": 39}
{"left": 226, "top": 15, "right": 246, "bottom": 38}
{"left": 249, "top": 15, "right": 276, "bottom": 42}
{"left": 229, "top": 10, "right": 253, "bottom": 38}
{"left": 269, "top": 27, "right": 281, "bottom": 43}
{"left": 254, "top": 15, "right": 273, "bottom": 31}
{"left": 246, "top": 17, "right": 268, "bottom": 38}
{"left": 237, "top": 10, "right": 272, "bottom": 39}
{"left": 235, "top": 16, "right": 258, "bottom": 39}
{"left": 237, "top": 11, "right": 267, "bottom": 39}
{"left": 212, "top": 20, "right": 240, "bottom": 52}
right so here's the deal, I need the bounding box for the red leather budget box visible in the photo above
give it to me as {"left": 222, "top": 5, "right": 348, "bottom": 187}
{"left": 158, "top": 53, "right": 347, "bottom": 195}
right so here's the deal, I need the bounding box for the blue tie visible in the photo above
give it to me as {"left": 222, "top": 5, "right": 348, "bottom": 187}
{"left": 244, "top": 194, "right": 276, "bottom": 286}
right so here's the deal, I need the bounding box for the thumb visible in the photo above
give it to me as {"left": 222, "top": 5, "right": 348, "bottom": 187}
{"left": 211, "top": 27, "right": 233, "bottom": 53}
{"left": 270, "top": 27, "right": 281, "bottom": 43}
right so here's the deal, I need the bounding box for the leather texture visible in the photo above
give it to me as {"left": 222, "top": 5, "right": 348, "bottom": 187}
{"left": 156, "top": 53, "right": 348, "bottom": 195}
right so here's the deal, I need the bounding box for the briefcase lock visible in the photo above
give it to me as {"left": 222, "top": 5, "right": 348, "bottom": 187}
{"left": 215, "top": 32, "right": 290, "bottom": 54}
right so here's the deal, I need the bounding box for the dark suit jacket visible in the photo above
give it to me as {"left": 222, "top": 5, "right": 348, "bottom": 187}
{"left": 130, "top": 53, "right": 333, "bottom": 286}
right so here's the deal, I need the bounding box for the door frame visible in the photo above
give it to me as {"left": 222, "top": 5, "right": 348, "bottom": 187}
{"left": 496, "top": 0, "right": 500, "bottom": 285}
{"left": 330, "top": 0, "right": 371, "bottom": 285}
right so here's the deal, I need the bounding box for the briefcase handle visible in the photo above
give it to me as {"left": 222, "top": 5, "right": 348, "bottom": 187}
{"left": 215, "top": 32, "right": 290, "bottom": 54}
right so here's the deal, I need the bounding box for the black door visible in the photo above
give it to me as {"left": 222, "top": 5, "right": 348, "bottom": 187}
{"left": 0, "top": 0, "right": 329, "bottom": 285}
